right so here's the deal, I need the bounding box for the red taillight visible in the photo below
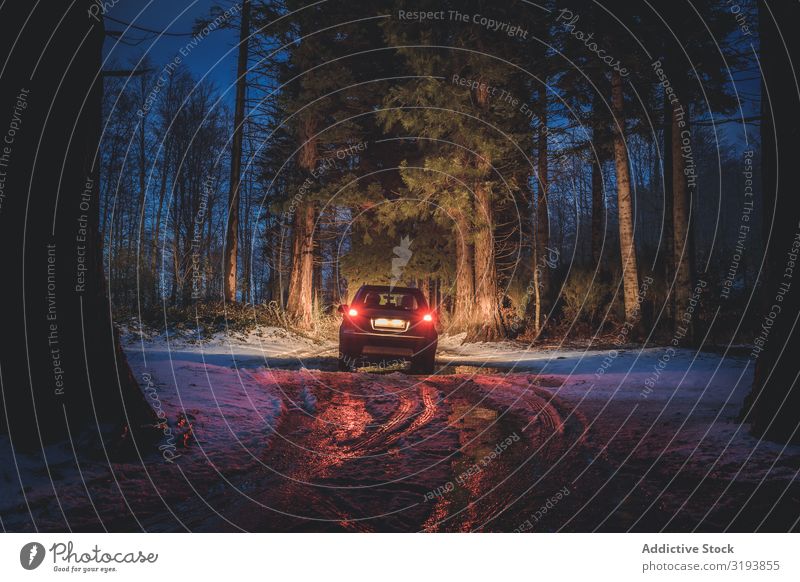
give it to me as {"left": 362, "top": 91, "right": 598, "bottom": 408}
{"left": 348, "top": 308, "right": 358, "bottom": 317}
{"left": 422, "top": 313, "right": 433, "bottom": 322}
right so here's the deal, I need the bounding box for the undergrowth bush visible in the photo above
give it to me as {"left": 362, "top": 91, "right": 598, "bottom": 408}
{"left": 117, "top": 300, "right": 337, "bottom": 341}
{"left": 558, "top": 269, "right": 619, "bottom": 334}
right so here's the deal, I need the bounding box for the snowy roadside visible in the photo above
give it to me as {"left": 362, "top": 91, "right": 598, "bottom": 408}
{"left": 439, "top": 333, "right": 800, "bottom": 488}
{"left": 0, "top": 326, "right": 319, "bottom": 530}
{"left": 121, "top": 324, "right": 335, "bottom": 366}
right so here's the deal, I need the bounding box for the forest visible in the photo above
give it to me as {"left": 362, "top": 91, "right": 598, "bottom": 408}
{"left": 1, "top": 0, "right": 799, "bottom": 535}
{"left": 99, "top": 0, "right": 760, "bottom": 346}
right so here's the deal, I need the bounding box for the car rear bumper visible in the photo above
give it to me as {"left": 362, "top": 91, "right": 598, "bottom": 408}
{"left": 340, "top": 329, "right": 436, "bottom": 358}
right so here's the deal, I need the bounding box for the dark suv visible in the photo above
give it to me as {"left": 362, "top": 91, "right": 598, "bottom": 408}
{"left": 338, "top": 285, "right": 437, "bottom": 374}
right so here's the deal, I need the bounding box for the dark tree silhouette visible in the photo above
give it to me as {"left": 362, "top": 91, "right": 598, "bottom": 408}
{"left": 740, "top": 0, "right": 800, "bottom": 444}
{"left": 0, "top": 1, "right": 153, "bottom": 449}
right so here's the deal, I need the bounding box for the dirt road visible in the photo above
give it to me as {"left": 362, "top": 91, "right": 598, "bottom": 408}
{"left": 5, "top": 354, "right": 798, "bottom": 532}
{"left": 168, "top": 367, "right": 799, "bottom": 532}
{"left": 157, "top": 368, "right": 613, "bottom": 532}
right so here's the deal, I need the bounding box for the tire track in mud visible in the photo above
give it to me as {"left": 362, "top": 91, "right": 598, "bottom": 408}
{"left": 343, "top": 393, "right": 415, "bottom": 455}
{"left": 420, "top": 375, "right": 528, "bottom": 532}
{"left": 484, "top": 379, "right": 593, "bottom": 532}
{"left": 223, "top": 371, "right": 456, "bottom": 531}
{"left": 405, "top": 384, "right": 439, "bottom": 435}
{"left": 196, "top": 372, "right": 370, "bottom": 531}
{"left": 420, "top": 375, "right": 590, "bottom": 532}
{"left": 346, "top": 381, "right": 440, "bottom": 455}
{"left": 207, "top": 371, "right": 593, "bottom": 532}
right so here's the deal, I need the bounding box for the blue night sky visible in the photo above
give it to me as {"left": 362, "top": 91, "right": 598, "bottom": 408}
{"left": 104, "top": 0, "right": 241, "bottom": 104}
{"left": 102, "top": 1, "right": 758, "bottom": 146}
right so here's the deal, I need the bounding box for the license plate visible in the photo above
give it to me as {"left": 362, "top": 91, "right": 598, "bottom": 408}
{"left": 373, "top": 318, "right": 407, "bottom": 330}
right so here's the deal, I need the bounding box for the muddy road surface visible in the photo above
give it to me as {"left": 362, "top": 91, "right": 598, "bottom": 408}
{"left": 7, "top": 361, "right": 798, "bottom": 532}
{"left": 175, "top": 369, "right": 601, "bottom": 532}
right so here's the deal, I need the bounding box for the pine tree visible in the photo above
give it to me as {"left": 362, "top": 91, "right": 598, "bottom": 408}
{"left": 379, "top": 0, "right": 532, "bottom": 340}
{"left": 259, "top": 0, "right": 386, "bottom": 328}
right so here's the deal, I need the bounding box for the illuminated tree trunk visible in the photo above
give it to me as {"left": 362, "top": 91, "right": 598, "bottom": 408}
{"left": 465, "top": 181, "right": 506, "bottom": 342}
{"left": 531, "top": 228, "right": 542, "bottom": 335}
{"left": 286, "top": 203, "right": 315, "bottom": 329}
{"left": 591, "top": 156, "right": 605, "bottom": 267}
{"left": 286, "top": 116, "right": 317, "bottom": 329}
{"left": 419, "top": 278, "right": 431, "bottom": 305}
{"left": 662, "top": 90, "right": 675, "bottom": 323}
{"left": 452, "top": 209, "right": 475, "bottom": 333}
{"left": 536, "top": 87, "right": 550, "bottom": 309}
{"left": 591, "top": 93, "right": 606, "bottom": 270}
{"left": 611, "top": 71, "right": 641, "bottom": 324}
{"left": 150, "top": 147, "right": 169, "bottom": 303}
{"left": 524, "top": 186, "right": 542, "bottom": 338}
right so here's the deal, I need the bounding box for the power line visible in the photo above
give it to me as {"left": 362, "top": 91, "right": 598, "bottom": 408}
{"left": 104, "top": 14, "right": 195, "bottom": 37}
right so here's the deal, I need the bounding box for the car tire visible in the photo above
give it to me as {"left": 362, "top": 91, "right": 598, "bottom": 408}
{"left": 411, "top": 347, "right": 436, "bottom": 375}
{"left": 338, "top": 351, "right": 353, "bottom": 372}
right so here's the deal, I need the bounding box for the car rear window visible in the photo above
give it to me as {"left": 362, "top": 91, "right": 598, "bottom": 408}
{"left": 356, "top": 290, "right": 423, "bottom": 311}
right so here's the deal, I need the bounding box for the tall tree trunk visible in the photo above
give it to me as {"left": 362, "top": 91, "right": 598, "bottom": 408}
{"left": 313, "top": 216, "right": 322, "bottom": 313}
{"left": 223, "top": 0, "right": 251, "bottom": 303}
{"left": 136, "top": 81, "right": 147, "bottom": 251}
{"left": 150, "top": 150, "right": 169, "bottom": 303}
{"left": 591, "top": 157, "right": 605, "bottom": 268}
{"left": 591, "top": 92, "right": 606, "bottom": 271}
{"left": 179, "top": 178, "right": 193, "bottom": 306}
{"left": 419, "top": 278, "right": 430, "bottom": 305}
{"left": 536, "top": 87, "right": 550, "bottom": 309}
{"left": 266, "top": 223, "right": 276, "bottom": 303}
{"left": 611, "top": 71, "right": 641, "bottom": 324}
{"left": 671, "top": 100, "right": 695, "bottom": 341}
{"left": 523, "top": 184, "right": 542, "bottom": 337}
{"left": 740, "top": 0, "right": 800, "bottom": 444}
{"left": 465, "top": 181, "right": 506, "bottom": 342}
{"left": 531, "top": 230, "right": 542, "bottom": 335}
{"left": 462, "top": 81, "right": 504, "bottom": 341}
{"left": 0, "top": 1, "right": 153, "bottom": 451}
{"left": 452, "top": 209, "right": 475, "bottom": 332}
{"left": 241, "top": 162, "right": 253, "bottom": 303}
{"left": 274, "top": 217, "right": 288, "bottom": 308}
{"left": 204, "top": 196, "right": 215, "bottom": 300}
{"left": 286, "top": 116, "right": 318, "bottom": 328}
{"left": 286, "top": 203, "right": 315, "bottom": 329}
{"left": 662, "top": 89, "right": 675, "bottom": 323}
{"left": 170, "top": 182, "right": 181, "bottom": 305}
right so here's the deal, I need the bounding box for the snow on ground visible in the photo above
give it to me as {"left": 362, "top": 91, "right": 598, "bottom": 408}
{"left": 128, "top": 327, "right": 799, "bottom": 491}
{"left": 439, "top": 334, "right": 800, "bottom": 486}
{"left": 2, "top": 326, "right": 798, "bottom": 530}
{"left": 122, "top": 325, "right": 332, "bottom": 366}
{"left": 0, "top": 327, "right": 305, "bottom": 530}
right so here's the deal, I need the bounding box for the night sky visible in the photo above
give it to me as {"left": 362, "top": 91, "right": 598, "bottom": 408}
{"left": 103, "top": 1, "right": 757, "bottom": 145}
{"left": 105, "top": 0, "right": 240, "bottom": 105}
